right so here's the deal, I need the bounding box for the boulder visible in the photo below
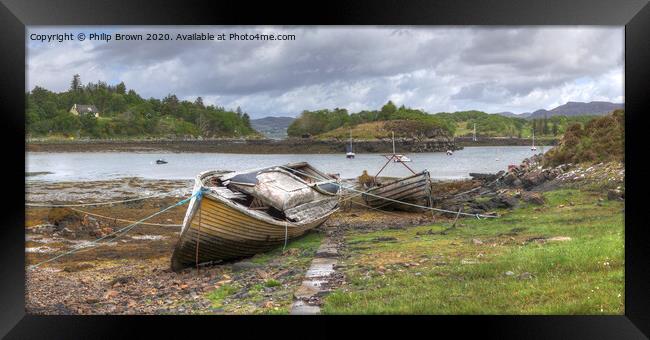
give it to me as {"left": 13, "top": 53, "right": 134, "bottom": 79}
{"left": 607, "top": 189, "right": 623, "bottom": 201}
{"left": 521, "top": 192, "right": 545, "bottom": 205}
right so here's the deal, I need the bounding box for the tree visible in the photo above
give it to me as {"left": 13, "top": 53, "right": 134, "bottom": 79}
{"left": 194, "top": 97, "right": 205, "bottom": 109}
{"left": 70, "top": 74, "right": 82, "bottom": 92}
{"left": 380, "top": 100, "right": 397, "bottom": 120}
{"left": 115, "top": 82, "right": 126, "bottom": 95}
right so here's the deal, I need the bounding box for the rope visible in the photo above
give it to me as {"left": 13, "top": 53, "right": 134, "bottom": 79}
{"left": 196, "top": 201, "right": 202, "bottom": 272}
{"left": 28, "top": 189, "right": 204, "bottom": 270}
{"left": 283, "top": 221, "right": 288, "bottom": 251}
{"left": 279, "top": 166, "right": 498, "bottom": 219}
{"left": 26, "top": 192, "right": 178, "bottom": 208}
{"left": 69, "top": 208, "right": 183, "bottom": 227}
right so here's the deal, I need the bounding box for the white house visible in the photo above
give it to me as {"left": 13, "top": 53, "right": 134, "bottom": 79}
{"left": 70, "top": 104, "right": 100, "bottom": 118}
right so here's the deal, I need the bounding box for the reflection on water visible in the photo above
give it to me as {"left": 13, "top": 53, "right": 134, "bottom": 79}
{"left": 26, "top": 146, "right": 547, "bottom": 182}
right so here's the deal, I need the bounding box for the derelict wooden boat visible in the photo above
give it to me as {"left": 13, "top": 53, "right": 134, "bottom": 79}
{"left": 362, "top": 170, "right": 432, "bottom": 212}
{"left": 171, "top": 162, "right": 339, "bottom": 271}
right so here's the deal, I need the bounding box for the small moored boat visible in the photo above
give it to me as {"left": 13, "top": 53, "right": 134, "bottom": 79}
{"left": 170, "top": 162, "right": 339, "bottom": 271}
{"left": 362, "top": 171, "right": 432, "bottom": 212}
{"left": 361, "top": 131, "right": 432, "bottom": 212}
{"left": 346, "top": 130, "right": 355, "bottom": 159}
{"left": 156, "top": 159, "right": 168, "bottom": 164}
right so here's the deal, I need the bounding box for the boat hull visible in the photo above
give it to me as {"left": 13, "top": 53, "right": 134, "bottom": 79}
{"left": 171, "top": 182, "right": 336, "bottom": 271}
{"left": 362, "top": 171, "right": 431, "bottom": 212}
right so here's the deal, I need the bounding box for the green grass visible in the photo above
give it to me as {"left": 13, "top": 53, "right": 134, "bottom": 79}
{"left": 248, "top": 231, "right": 323, "bottom": 265}
{"left": 206, "top": 284, "right": 239, "bottom": 309}
{"left": 204, "top": 231, "right": 324, "bottom": 314}
{"left": 322, "top": 189, "right": 624, "bottom": 314}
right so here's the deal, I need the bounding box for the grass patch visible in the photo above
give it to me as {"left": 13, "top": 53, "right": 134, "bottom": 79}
{"left": 203, "top": 231, "right": 324, "bottom": 314}
{"left": 322, "top": 188, "right": 624, "bottom": 314}
{"left": 265, "top": 279, "right": 281, "bottom": 288}
{"left": 248, "top": 231, "right": 323, "bottom": 265}
{"left": 206, "top": 283, "right": 239, "bottom": 309}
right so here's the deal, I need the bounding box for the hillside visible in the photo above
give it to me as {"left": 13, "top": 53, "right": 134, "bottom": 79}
{"left": 526, "top": 101, "right": 623, "bottom": 119}
{"left": 317, "top": 120, "right": 452, "bottom": 140}
{"left": 543, "top": 109, "right": 624, "bottom": 167}
{"left": 287, "top": 102, "right": 455, "bottom": 138}
{"left": 250, "top": 116, "right": 295, "bottom": 139}
{"left": 26, "top": 75, "right": 260, "bottom": 139}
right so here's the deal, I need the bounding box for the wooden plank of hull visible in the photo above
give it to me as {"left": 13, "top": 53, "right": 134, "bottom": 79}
{"left": 362, "top": 172, "right": 431, "bottom": 212}
{"left": 171, "top": 194, "right": 332, "bottom": 271}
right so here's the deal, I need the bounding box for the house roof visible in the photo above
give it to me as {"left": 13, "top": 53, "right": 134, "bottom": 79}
{"left": 74, "top": 104, "right": 99, "bottom": 113}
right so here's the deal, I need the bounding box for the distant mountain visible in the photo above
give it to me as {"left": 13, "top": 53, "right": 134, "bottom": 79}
{"left": 492, "top": 111, "right": 530, "bottom": 118}
{"left": 526, "top": 101, "right": 623, "bottom": 119}
{"left": 250, "top": 116, "right": 295, "bottom": 139}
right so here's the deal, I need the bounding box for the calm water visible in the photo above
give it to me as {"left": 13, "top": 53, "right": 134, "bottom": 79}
{"left": 26, "top": 146, "right": 547, "bottom": 182}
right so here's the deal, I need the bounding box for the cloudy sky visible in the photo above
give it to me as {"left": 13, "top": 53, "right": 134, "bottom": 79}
{"left": 27, "top": 26, "right": 624, "bottom": 118}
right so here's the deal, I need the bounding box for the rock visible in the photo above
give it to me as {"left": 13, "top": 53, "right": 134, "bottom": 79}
{"left": 517, "top": 272, "right": 533, "bottom": 280}
{"left": 503, "top": 172, "right": 517, "bottom": 185}
{"left": 372, "top": 237, "right": 397, "bottom": 242}
{"left": 471, "top": 238, "right": 483, "bottom": 245}
{"left": 548, "top": 236, "right": 572, "bottom": 242}
{"left": 110, "top": 276, "right": 135, "bottom": 286}
{"left": 521, "top": 192, "right": 545, "bottom": 205}
{"left": 504, "top": 271, "right": 515, "bottom": 276}
{"left": 491, "top": 195, "right": 519, "bottom": 209}
{"left": 104, "top": 290, "right": 119, "bottom": 299}
{"left": 63, "top": 263, "right": 94, "bottom": 272}
{"left": 607, "top": 189, "right": 623, "bottom": 201}
{"left": 232, "top": 261, "right": 262, "bottom": 272}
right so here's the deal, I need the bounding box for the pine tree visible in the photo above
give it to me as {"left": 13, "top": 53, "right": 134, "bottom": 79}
{"left": 194, "top": 96, "right": 204, "bottom": 108}
{"left": 70, "top": 74, "right": 81, "bottom": 92}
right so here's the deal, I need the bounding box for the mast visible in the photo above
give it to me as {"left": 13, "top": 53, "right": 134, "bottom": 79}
{"left": 349, "top": 129, "right": 353, "bottom": 152}
{"left": 392, "top": 131, "right": 396, "bottom": 154}
{"left": 473, "top": 123, "right": 477, "bottom": 142}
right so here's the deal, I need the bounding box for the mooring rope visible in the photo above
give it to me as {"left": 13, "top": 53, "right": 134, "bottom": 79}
{"left": 28, "top": 189, "right": 204, "bottom": 270}
{"left": 25, "top": 192, "right": 179, "bottom": 208}
{"left": 279, "top": 166, "right": 497, "bottom": 219}
{"left": 69, "top": 208, "right": 183, "bottom": 227}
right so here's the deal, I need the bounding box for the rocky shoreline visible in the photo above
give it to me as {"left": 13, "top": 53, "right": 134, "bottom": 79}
{"left": 455, "top": 136, "right": 558, "bottom": 147}
{"left": 27, "top": 137, "right": 458, "bottom": 154}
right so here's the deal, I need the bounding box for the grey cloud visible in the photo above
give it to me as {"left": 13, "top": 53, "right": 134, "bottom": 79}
{"left": 27, "top": 26, "right": 623, "bottom": 118}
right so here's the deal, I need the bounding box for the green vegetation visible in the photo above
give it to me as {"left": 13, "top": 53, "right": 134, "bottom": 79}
{"left": 287, "top": 101, "right": 456, "bottom": 138}
{"left": 287, "top": 101, "right": 605, "bottom": 140}
{"left": 322, "top": 189, "right": 624, "bottom": 314}
{"left": 543, "top": 110, "right": 624, "bottom": 167}
{"left": 26, "top": 75, "right": 259, "bottom": 139}
{"left": 203, "top": 231, "right": 323, "bottom": 314}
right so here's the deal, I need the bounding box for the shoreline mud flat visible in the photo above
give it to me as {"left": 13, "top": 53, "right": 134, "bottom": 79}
{"left": 25, "top": 186, "right": 445, "bottom": 314}
{"left": 24, "top": 156, "right": 624, "bottom": 314}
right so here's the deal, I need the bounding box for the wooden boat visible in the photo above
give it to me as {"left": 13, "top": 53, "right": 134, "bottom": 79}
{"left": 362, "top": 170, "right": 432, "bottom": 212}
{"left": 170, "top": 162, "right": 339, "bottom": 271}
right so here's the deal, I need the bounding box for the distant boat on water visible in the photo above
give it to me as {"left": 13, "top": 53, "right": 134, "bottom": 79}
{"left": 346, "top": 129, "right": 355, "bottom": 159}
{"left": 531, "top": 131, "right": 537, "bottom": 151}
{"left": 390, "top": 132, "right": 411, "bottom": 162}
{"left": 156, "top": 159, "right": 168, "bottom": 164}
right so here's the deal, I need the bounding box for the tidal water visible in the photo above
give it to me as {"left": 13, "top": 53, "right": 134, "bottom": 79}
{"left": 26, "top": 146, "right": 548, "bottom": 182}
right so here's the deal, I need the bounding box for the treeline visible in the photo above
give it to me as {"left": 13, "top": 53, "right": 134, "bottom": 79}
{"left": 287, "top": 101, "right": 456, "bottom": 137}
{"left": 26, "top": 75, "right": 258, "bottom": 138}
{"left": 288, "top": 101, "right": 604, "bottom": 139}
{"left": 543, "top": 110, "right": 624, "bottom": 166}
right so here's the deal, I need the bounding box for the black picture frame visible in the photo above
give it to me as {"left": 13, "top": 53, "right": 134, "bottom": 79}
{"left": 1, "top": 0, "right": 648, "bottom": 338}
